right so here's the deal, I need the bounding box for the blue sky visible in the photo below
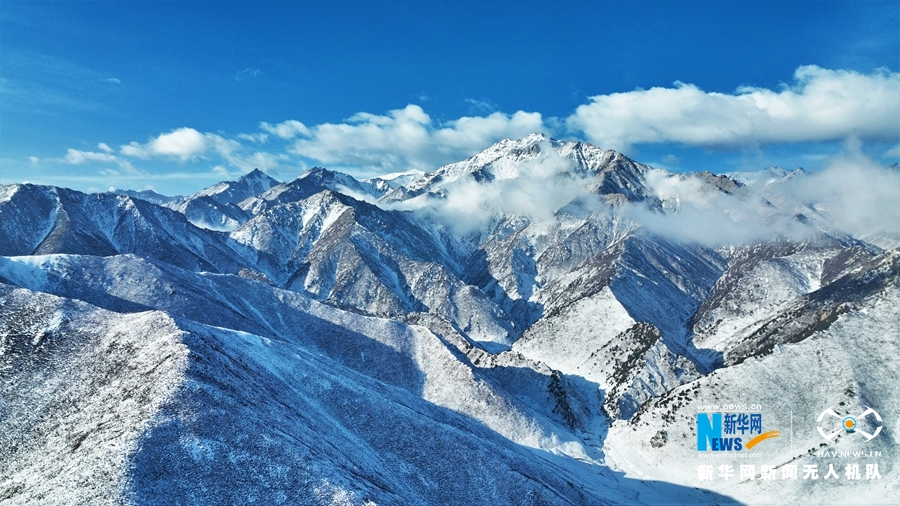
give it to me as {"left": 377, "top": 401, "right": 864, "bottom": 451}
{"left": 1, "top": 0, "right": 898, "bottom": 195}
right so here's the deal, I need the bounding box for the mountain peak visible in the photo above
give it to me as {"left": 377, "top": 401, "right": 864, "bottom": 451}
{"left": 111, "top": 188, "right": 181, "bottom": 205}
{"left": 723, "top": 166, "right": 807, "bottom": 188}
{"left": 239, "top": 166, "right": 386, "bottom": 215}
{"left": 238, "top": 168, "right": 274, "bottom": 183}
{"left": 300, "top": 167, "right": 336, "bottom": 179}
{"left": 191, "top": 168, "right": 279, "bottom": 205}
{"left": 382, "top": 135, "right": 653, "bottom": 207}
{"left": 509, "top": 132, "right": 550, "bottom": 145}
{"left": 484, "top": 132, "right": 555, "bottom": 155}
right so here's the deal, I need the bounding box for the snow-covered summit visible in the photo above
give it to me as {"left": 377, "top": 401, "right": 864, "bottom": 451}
{"left": 190, "top": 168, "right": 279, "bottom": 206}
{"left": 382, "top": 134, "right": 654, "bottom": 204}
{"left": 364, "top": 169, "right": 425, "bottom": 193}
{"left": 159, "top": 169, "right": 280, "bottom": 231}
{"left": 111, "top": 188, "right": 181, "bottom": 205}
{"left": 414, "top": 133, "right": 634, "bottom": 184}
{"left": 239, "top": 167, "right": 383, "bottom": 215}
{"left": 723, "top": 166, "right": 807, "bottom": 188}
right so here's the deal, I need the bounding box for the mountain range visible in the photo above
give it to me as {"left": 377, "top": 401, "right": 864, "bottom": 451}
{"left": 1, "top": 133, "right": 897, "bottom": 505}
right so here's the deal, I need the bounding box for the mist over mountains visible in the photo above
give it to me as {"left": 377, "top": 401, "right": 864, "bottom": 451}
{"left": 1, "top": 134, "right": 897, "bottom": 505}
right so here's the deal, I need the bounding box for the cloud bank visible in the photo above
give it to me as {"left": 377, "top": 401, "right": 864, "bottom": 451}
{"left": 118, "top": 127, "right": 283, "bottom": 172}
{"left": 624, "top": 145, "right": 900, "bottom": 248}
{"left": 288, "top": 104, "right": 546, "bottom": 172}
{"left": 791, "top": 142, "right": 900, "bottom": 247}
{"left": 628, "top": 170, "right": 813, "bottom": 246}
{"left": 58, "top": 65, "right": 899, "bottom": 194}
{"left": 260, "top": 120, "right": 309, "bottom": 139}
{"left": 567, "top": 66, "right": 900, "bottom": 152}
{"left": 394, "top": 134, "right": 900, "bottom": 249}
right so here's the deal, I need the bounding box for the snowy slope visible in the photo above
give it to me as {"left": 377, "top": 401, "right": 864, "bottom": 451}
{"left": 381, "top": 133, "right": 656, "bottom": 207}
{"left": 227, "top": 190, "right": 515, "bottom": 348}
{"left": 112, "top": 188, "right": 182, "bottom": 205}
{"left": 0, "top": 254, "right": 583, "bottom": 456}
{"left": 0, "top": 266, "right": 738, "bottom": 505}
{"left": 0, "top": 286, "right": 189, "bottom": 505}
{"left": 602, "top": 249, "right": 900, "bottom": 505}
{"left": 0, "top": 184, "right": 246, "bottom": 273}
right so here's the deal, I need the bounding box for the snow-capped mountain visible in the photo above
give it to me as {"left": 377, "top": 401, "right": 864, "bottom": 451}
{"left": 1, "top": 135, "right": 897, "bottom": 505}
{"left": 190, "top": 168, "right": 279, "bottom": 205}
{"left": 723, "top": 166, "right": 808, "bottom": 189}
{"left": 0, "top": 184, "right": 245, "bottom": 273}
{"left": 112, "top": 188, "right": 182, "bottom": 205}
{"left": 381, "top": 133, "right": 656, "bottom": 207}
{"left": 160, "top": 168, "right": 279, "bottom": 231}
{"left": 239, "top": 167, "right": 384, "bottom": 215}
{"left": 364, "top": 169, "right": 425, "bottom": 193}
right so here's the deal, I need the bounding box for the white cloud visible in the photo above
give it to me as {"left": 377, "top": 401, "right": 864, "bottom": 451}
{"left": 440, "top": 155, "right": 589, "bottom": 234}
{"left": 464, "top": 98, "right": 496, "bottom": 114}
{"left": 65, "top": 148, "right": 119, "bottom": 164}
{"left": 884, "top": 143, "right": 900, "bottom": 159}
{"left": 120, "top": 141, "right": 150, "bottom": 159}
{"left": 386, "top": 144, "right": 597, "bottom": 236}
{"left": 119, "top": 127, "right": 240, "bottom": 163}
{"left": 567, "top": 65, "right": 900, "bottom": 151}
{"left": 260, "top": 120, "right": 310, "bottom": 139}
{"left": 114, "top": 126, "right": 285, "bottom": 177}
{"left": 63, "top": 148, "right": 144, "bottom": 175}
{"left": 661, "top": 154, "right": 681, "bottom": 166}
{"left": 149, "top": 127, "right": 210, "bottom": 160}
{"left": 236, "top": 67, "right": 262, "bottom": 81}
{"left": 29, "top": 156, "right": 39, "bottom": 166}
{"left": 619, "top": 141, "right": 900, "bottom": 247}
{"left": 790, "top": 140, "right": 900, "bottom": 245}
{"left": 626, "top": 170, "right": 812, "bottom": 246}
{"left": 237, "top": 132, "right": 269, "bottom": 143}
{"left": 289, "top": 104, "right": 545, "bottom": 173}
{"left": 97, "top": 142, "right": 113, "bottom": 153}
{"left": 103, "top": 78, "right": 122, "bottom": 84}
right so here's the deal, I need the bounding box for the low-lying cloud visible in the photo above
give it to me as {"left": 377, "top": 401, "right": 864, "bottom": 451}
{"left": 626, "top": 146, "right": 900, "bottom": 248}
{"left": 391, "top": 136, "right": 900, "bottom": 250}
{"left": 790, "top": 142, "right": 900, "bottom": 248}
{"left": 408, "top": 148, "right": 592, "bottom": 236}
{"left": 628, "top": 170, "right": 814, "bottom": 246}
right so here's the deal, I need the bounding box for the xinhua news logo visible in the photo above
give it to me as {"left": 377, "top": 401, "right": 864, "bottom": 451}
{"left": 697, "top": 412, "right": 780, "bottom": 451}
